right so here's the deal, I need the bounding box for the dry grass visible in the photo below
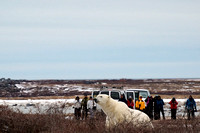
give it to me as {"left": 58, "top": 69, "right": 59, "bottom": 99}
{"left": 0, "top": 105, "right": 200, "bottom": 133}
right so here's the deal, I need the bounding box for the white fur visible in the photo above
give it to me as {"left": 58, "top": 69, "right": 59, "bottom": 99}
{"left": 96, "top": 94, "right": 153, "bottom": 128}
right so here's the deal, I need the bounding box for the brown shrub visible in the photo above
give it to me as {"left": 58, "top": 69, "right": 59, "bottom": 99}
{"left": 0, "top": 105, "right": 200, "bottom": 133}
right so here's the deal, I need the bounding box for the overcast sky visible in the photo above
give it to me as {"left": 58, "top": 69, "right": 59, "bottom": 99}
{"left": 0, "top": 0, "right": 200, "bottom": 79}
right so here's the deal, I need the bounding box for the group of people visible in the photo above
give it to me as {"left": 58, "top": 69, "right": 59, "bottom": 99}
{"left": 145, "top": 95, "right": 165, "bottom": 120}
{"left": 73, "top": 94, "right": 96, "bottom": 120}
{"left": 74, "top": 94, "right": 197, "bottom": 120}
{"left": 119, "top": 94, "right": 197, "bottom": 120}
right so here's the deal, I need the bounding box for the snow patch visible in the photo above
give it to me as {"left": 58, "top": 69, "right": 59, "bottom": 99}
{"left": 15, "top": 84, "right": 25, "bottom": 89}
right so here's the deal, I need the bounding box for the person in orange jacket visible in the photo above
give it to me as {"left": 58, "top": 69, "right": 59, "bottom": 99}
{"left": 136, "top": 96, "right": 145, "bottom": 112}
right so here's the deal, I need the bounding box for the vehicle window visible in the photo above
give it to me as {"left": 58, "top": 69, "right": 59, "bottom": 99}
{"left": 111, "top": 92, "right": 119, "bottom": 100}
{"left": 139, "top": 91, "right": 148, "bottom": 98}
{"left": 101, "top": 91, "right": 109, "bottom": 95}
{"left": 127, "top": 92, "right": 134, "bottom": 100}
{"left": 93, "top": 91, "right": 100, "bottom": 98}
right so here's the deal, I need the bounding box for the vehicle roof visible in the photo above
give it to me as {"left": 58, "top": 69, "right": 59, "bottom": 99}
{"left": 100, "top": 89, "right": 123, "bottom": 92}
{"left": 126, "top": 89, "right": 149, "bottom": 91}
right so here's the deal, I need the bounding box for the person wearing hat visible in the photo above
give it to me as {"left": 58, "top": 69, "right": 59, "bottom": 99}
{"left": 185, "top": 95, "right": 197, "bottom": 120}
{"left": 136, "top": 96, "right": 145, "bottom": 112}
{"left": 127, "top": 96, "right": 134, "bottom": 109}
{"left": 81, "top": 94, "right": 88, "bottom": 120}
{"left": 87, "top": 96, "right": 96, "bottom": 119}
{"left": 73, "top": 96, "right": 81, "bottom": 120}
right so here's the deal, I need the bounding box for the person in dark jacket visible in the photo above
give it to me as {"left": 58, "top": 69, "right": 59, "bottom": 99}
{"left": 145, "top": 96, "right": 153, "bottom": 120}
{"left": 81, "top": 94, "right": 88, "bottom": 120}
{"left": 119, "top": 94, "right": 127, "bottom": 104}
{"left": 156, "top": 96, "right": 165, "bottom": 120}
{"left": 185, "top": 95, "right": 197, "bottom": 120}
{"left": 153, "top": 95, "right": 159, "bottom": 120}
{"left": 169, "top": 97, "right": 178, "bottom": 119}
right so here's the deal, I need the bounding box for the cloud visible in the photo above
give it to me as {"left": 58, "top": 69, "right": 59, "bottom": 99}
{"left": 0, "top": 0, "right": 200, "bottom": 79}
{"left": 1, "top": 0, "right": 200, "bottom": 50}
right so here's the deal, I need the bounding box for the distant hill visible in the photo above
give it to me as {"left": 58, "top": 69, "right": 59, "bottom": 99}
{"left": 0, "top": 78, "right": 200, "bottom": 97}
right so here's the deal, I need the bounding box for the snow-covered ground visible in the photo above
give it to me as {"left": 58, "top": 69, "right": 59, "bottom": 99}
{"left": 0, "top": 99, "right": 199, "bottom": 117}
{"left": 0, "top": 99, "right": 74, "bottom": 114}
{"left": 15, "top": 83, "right": 96, "bottom": 94}
{"left": 164, "top": 99, "right": 200, "bottom": 118}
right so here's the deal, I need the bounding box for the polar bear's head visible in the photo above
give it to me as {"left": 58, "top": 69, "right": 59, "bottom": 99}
{"left": 95, "top": 94, "right": 110, "bottom": 106}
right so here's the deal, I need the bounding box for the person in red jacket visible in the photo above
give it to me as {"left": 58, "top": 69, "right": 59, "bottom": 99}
{"left": 169, "top": 97, "right": 178, "bottom": 119}
{"left": 127, "top": 96, "right": 134, "bottom": 109}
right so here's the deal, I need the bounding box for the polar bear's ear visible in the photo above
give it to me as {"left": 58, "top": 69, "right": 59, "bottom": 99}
{"left": 108, "top": 96, "right": 110, "bottom": 98}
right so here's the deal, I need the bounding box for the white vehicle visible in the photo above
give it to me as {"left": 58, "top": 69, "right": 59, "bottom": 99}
{"left": 125, "top": 89, "right": 150, "bottom": 109}
{"left": 92, "top": 88, "right": 150, "bottom": 110}
{"left": 92, "top": 89, "right": 125, "bottom": 111}
{"left": 126, "top": 89, "right": 150, "bottom": 100}
{"left": 99, "top": 89, "right": 125, "bottom": 101}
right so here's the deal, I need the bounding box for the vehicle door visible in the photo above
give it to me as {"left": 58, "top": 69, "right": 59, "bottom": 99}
{"left": 126, "top": 91, "right": 135, "bottom": 109}
{"left": 139, "top": 91, "right": 148, "bottom": 101}
{"left": 138, "top": 91, "right": 149, "bottom": 106}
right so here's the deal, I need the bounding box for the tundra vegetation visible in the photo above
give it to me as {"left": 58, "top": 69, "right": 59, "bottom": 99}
{"left": 1, "top": 78, "right": 200, "bottom": 97}
{"left": 0, "top": 105, "right": 200, "bottom": 133}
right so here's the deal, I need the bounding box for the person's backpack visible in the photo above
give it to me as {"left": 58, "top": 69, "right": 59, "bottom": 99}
{"left": 157, "top": 100, "right": 163, "bottom": 108}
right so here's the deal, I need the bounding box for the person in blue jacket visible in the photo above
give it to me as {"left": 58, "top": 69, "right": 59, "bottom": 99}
{"left": 185, "top": 95, "right": 197, "bottom": 120}
{"left": 156, "top": 96, "right": 165, "bottom": 120}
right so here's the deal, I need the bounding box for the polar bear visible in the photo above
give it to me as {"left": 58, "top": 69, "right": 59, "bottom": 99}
{"left": 95, "top": 94, "right": 153, "bottom": 128}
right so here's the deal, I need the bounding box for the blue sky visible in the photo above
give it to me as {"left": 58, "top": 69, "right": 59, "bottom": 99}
{"left": 0, "top": 0, "right": 200, "bottom": 79}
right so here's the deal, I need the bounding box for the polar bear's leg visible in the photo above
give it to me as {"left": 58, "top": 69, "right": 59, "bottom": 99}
{"left": 106, "top": 116, "right": 116, "bottom": 128}
{"left": 106, "top": 116, "right": 110, "bottom": 128}
{"left": 148, "top": 122, "right": 154, "bottom": 129}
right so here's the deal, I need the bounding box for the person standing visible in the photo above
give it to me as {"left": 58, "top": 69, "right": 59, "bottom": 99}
{"left": 127, "top": 96, "right": 134, "bottom": 109}
{"left": 136, "top": 96, "right": 145, "bottom": 112}
{"left": 145, "top": 96, "right": 153, "bottom": 120}
{"left": 169, "top": 97, "right": 178, "bottom": 119}
{"left": 153, "top": 96, "right": 159, "bottom": 120}
{"left": 119, "top": 94, "right": 127, "bottom": 104}
{"left": 185, "top": 95, "right": 197, "bottom": 120}
{"left": 81, "top": 94, "right": 88, "bottom": 120}
{"left": 87, "top": 96, "right": 96, "bottom": 119}
{"left": 157, "top": 96, "right": 165, "bottom": 120}
{"left": 73, "top": 96, "right": 81, "bottom": 120}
